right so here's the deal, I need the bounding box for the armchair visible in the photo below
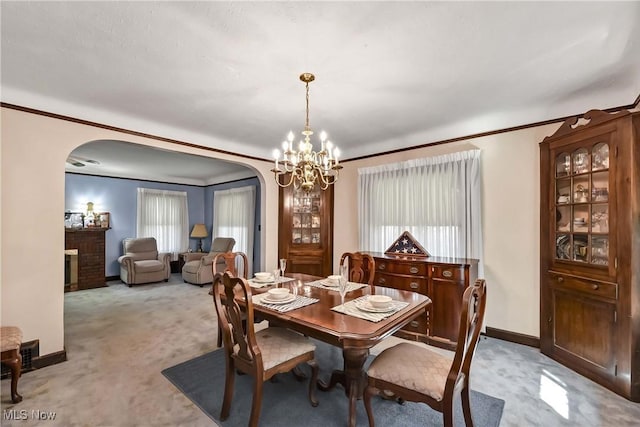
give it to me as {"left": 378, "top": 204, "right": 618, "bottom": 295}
{"left": 181, "top": 237, "right": 235, "bottom": 286}
{"left": 118, "top": 237, "right": 171, "bottom": 287}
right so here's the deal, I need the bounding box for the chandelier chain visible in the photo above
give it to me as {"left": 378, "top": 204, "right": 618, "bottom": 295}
{"left": 305, "top": 81, "right": 310, "bottom": 131}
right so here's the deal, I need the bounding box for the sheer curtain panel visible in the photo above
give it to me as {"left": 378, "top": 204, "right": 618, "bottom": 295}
{"left": 136, "top": 188, "right": 189, "bottom": 260}
{"left": 358, "top": 150, "right": 483, "bottom": 275}
{"left": 212, "top": 186, "right": 256, "bottom": 275}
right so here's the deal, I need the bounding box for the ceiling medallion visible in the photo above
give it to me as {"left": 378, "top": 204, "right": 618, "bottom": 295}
{"left": 272, "top": 73, "right": 342, "bottom": 192}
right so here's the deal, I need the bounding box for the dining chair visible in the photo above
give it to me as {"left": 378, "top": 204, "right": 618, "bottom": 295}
{"left": 211, "top": 251, "right": 249, "bottom": 347}
{"left": 340, "top": 252, "right": 375, "bottom": 289}
{"left": 212, "top": 272, "right": 320, "bottom": 427}
{"left": 363, "top": 279, "right": 487, "bottom": 427}
{"left": 213, "top": 251, "right": 249, "bottom": 279}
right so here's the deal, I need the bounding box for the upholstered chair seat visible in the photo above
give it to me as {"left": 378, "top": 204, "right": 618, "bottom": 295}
{"left": 366, "top": 342, "right": 453, "bottom": 400}
{"left": 252, "top": 328, "right": 316, "bottom": 370}
{"left": 1, "top": 326, "right": 22, "bottom": 352}
{"left": 118, "top": 237, "right": 171, "bottom": 286}
{"left": 1, "top": 326, "right": 24, "bottom": 403}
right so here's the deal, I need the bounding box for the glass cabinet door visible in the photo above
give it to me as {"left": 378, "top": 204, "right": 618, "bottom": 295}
{"left": 553, "top": 141, "right": 610, "bottom": 266}
{"left": 291, "top": 188, "right": 321, "bottom": 246}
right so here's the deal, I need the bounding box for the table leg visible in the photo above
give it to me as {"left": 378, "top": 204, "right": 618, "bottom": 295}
{"left": 318, "top": 347, "right": 369, "bottom": 427}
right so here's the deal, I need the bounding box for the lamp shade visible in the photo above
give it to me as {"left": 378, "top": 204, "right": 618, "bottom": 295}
{"left": 190, "top": 223, "right": 208, "bottom": 239}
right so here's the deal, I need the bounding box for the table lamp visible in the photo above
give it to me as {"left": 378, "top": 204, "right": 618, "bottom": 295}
{"left": 190, "top": 223, "right": 208, "bottom": 252}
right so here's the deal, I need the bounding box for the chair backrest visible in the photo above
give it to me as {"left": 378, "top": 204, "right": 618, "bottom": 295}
{"left": 340, "top": 252, "right": 375, "bottom": 288}
{"left": 122, "top": 237, "right": 159, "bottom": 261}
{"left": 212, "top": 272, "right": 261, "bottom": 373}
{"left": 213, "top": 252, "right": 249, "bottom": 279}
{"left": 443, "top": 279, "right": 487, "bottom": 396}
{"left": 211, "top": 237, "right": 236, "bottom": 253}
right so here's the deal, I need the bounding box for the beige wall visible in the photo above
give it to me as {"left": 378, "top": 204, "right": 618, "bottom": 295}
{"left": 1, "top": 105, "right": 561, "bottom": 355}
{"left": 0, "top": 107, "right": 279, "bottom": 355}
{"left": 333, "top": 124, "right": 561, "bottom": 337}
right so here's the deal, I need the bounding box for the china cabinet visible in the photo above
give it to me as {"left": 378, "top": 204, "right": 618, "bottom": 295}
{"left": 278, "top": 180, "right": 334, "bottom": 277}
{"left": 539, "top": 109, "right": 640, "bottom": 401}
{"left": 366, "top": 252, "right": 478, "bottom": 350}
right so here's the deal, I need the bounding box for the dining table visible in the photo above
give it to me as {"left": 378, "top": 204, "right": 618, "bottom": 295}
{"left": 243, "top": 272, "right": 432, "bottom": 427}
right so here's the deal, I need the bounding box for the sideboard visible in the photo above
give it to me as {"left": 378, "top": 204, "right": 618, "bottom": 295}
{"left": 364, "top": 252, "right": 478, "bottom": 350}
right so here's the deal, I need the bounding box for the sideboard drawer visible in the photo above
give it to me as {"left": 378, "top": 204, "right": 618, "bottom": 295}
{"left": 375, "top": 272, "right": 427, "bottom": 294}
{"left": 402, "top": 311, "right": 427, "bottom": 334}
{"left": 431, "top": 265, "right": 465, "bottom": 282}
{"left": 376, "top": 260, "right": 428, "bottom": 276}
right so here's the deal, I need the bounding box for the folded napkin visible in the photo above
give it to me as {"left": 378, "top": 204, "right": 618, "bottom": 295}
{"left": 248, "top": 276, "right": 294, "bottom": 288}
{"left": 252, "top": 294, "right": 319, "bottom": 313}
{"left": 305, "top": 279, "right": 368, "bottom": 292}
{"left": 331, "top": 296, "right": 409, "bottom": 322}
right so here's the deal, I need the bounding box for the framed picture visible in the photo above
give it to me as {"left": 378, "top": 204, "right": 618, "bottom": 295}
{"left": 64, "top": 212, "right": 84, "bottom": 229}
{"left": 97, "top": 212, "right": 110, "bottom": 228}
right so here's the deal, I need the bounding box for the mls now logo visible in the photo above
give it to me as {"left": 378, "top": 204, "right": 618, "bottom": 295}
{"left": 2, "top": 409, "right": 57, "bottom": 421}
{"left": 3, "top": 409, "right": 28, "bottom": 420}
{"left": 31, "top": 410, "right": 57, "bottom": 420}
{"left": 31, "top": 409, "right": 56, "bottom": 421}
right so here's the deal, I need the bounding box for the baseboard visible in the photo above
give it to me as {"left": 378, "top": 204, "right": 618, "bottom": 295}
{"left": 484, "top": 327, "right": 540, "bottom": 348}
{"left": 105, "top": 275, "right": 120, "bottom": 282}
{"left": 32, "top": 349, "right": 67, "bottom": 369}
{"left": 1, "top": 342, "right": 66, "bottom": 377}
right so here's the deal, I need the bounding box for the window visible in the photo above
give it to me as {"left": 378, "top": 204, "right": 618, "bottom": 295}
{"left": 358, "top": 150, "right": 483, "bottom": 273}
{"left": 213, "top": 186, "right": 256, "bottom": 275}
{"left": 136, "top": 188, "right": 189, "bottom": 259}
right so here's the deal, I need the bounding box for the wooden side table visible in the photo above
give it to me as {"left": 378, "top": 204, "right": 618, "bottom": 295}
{"left": 177, "top": 252, "right": 190, "bottom": 272}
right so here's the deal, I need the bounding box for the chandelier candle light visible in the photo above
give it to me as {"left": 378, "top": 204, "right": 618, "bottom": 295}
{"left": 272, "top": 73, "right": 343, "bottom": 192}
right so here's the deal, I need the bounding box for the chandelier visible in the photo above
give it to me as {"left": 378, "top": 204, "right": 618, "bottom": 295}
{"left": 272, "top": 73, "right": 342, "bottom": 192}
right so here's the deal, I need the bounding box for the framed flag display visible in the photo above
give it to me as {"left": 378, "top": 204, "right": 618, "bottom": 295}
{"left": 384, "top": 231, "right": 430, "bottom": 257}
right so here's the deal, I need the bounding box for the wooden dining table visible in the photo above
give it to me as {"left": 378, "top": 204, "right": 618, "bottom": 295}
{"left": 246, "top": 273, "right": 432, "bottom": 427}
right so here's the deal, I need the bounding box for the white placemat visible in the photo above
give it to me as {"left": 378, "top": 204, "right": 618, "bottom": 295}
{"left": 248, "top": 276, "right": 294, "bottom": 288}
{"left": 331, "top": 296, "right": 409, "bottom": 322}
{"left": 252, "top": 294, "right": 319, "bottom": 313}
{"left": 305, "top": 279, "right": 368, "bottom": 292}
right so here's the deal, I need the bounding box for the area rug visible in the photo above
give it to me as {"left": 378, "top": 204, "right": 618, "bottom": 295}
{"left": 162, "top": 340, "right": 504, "bottom": 426}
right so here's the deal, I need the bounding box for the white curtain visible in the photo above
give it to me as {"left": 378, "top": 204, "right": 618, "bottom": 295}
{"left": 213, "top": 186, "right": 256, "bottom": 275}
{"left": 136, "top": 188, "right": 189, "bottom": 260}
{"left": 358, "top": 149, "right": 483, "bottom": 276}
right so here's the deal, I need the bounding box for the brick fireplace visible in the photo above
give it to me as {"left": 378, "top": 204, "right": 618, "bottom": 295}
{"left": 64, "top": 228, "right": 107, "bottom": 290}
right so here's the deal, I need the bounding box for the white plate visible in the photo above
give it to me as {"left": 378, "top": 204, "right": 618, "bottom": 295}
{"left": 261, "top": 294, "right": 296, "bottom": 305}
{"left": 321, "top": 280, "right": 340, "bottom": 287}
{"left": 253, "top": 276, "right": 275, "bottom": 283}
{"left": 354, "top": 299, "right": 396, "bottom": 313}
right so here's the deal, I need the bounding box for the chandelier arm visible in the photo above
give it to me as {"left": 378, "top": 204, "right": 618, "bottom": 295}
{"left": 273, "top": 170, "right": 296, "bottom": 188}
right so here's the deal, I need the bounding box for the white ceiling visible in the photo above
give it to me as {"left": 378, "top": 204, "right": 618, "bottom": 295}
{"left": 2, "top": 2, "right": 639, "bottom": 185}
